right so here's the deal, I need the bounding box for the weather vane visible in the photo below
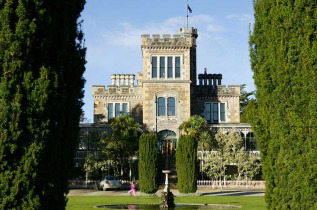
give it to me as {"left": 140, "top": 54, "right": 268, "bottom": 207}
{"left": 187, "top": 0, "right": 192, "bottom": 30}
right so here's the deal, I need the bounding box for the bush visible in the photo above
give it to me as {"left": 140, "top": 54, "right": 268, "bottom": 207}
{"left": 176, "top": 135, "right": 198, "bottom": 193}
{"left": 138, "top": 133, "right": 158, "bottom": 193}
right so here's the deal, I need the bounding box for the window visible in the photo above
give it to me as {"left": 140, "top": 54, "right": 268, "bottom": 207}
{"left": 115, "top": 103, "right": 121, "bottom": 117}
{"left": 246, "top": 132, "right": 258, "bottom": 151}
{"left": 152, "top": 57, "right": 157, "bottom": 78}
{"left": 205, "top": 103, "right": 211, "bottom": 122}
{"left": 220, "top": 103, "right": 225, "bottom": 121}
{"left": 122, "top": 103, "right": 128, "bottom": 115}
{"left": 204, "top": 102, "right": 226, "bottom": 123}
{"left": 108, "top": 103, "right": 113, "bottom": 120}
{"left": 167, "top": 97, "right": 175, "bottom": 116}
{"left": 158, "top": 97, "right": 166, "bottom": 116}
{"left": 167, "top": 57, "right": 173, "bottom": 78}
{"left": 151, "top": 56, "right": 181, "bottom": 79}
{"left": 160, "top": 57, "right": 165, "bottom": 78}
{"left": 157, "top": 97, "right": 176, "bottom": 116}
{"left": 175, "top": 57, "right": 180, "bottom": 78}
{"left": 213, "top": 103, "right": 218, "bottom": 122}
{"left": 108, "top": 103, "right": 129, "bottom": 120}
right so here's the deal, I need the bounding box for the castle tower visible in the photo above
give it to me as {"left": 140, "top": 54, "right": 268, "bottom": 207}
{"left": 140, "top": 27, "right": 198, "bottom": 136}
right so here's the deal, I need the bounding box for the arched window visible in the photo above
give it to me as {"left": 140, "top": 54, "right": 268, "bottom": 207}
{"left": 167, "top": 97, "right": 175, "bottom": 116}
{"left": 158, "top": 97, "right": 166, "bottom": 116}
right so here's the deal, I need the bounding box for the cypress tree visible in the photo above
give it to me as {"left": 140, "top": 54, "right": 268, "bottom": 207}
{"left": 176, "top": 135, "right": 197, "bottom": 193}
{"left": 250, "top": 0, "right": 317, "bottom": 208}
{"left": 138, "top": 133, "right": 158, "bottom": 194}
{"left": 0, "top": 0, "right": 86, "bottom": 209}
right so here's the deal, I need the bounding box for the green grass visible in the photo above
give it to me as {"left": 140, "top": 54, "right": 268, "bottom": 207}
{"left": 66, "top": 196, "right": 266, "bottom": 210}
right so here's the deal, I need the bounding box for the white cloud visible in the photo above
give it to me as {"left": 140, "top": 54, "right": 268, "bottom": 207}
{"left": 102, "top": 14, "right": 224, "bottom": 48}
{"left": 227, "top": 14, "right": 254, "bottom": 23}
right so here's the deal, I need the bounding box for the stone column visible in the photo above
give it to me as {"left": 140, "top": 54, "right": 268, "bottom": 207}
{"left": 111, "top": 74, "right": 116, "bottom": 85}
{"left": 115, "top": 74, "right": 120, "bottom": 86}
{"left": 218, "top": 74, "right": 222, "bottom": 85}
{"left": 125, "top": 74, "right": 129, "bottom": 86}
{"left": 120, "top": 74, "right": 125, "bottom": 86}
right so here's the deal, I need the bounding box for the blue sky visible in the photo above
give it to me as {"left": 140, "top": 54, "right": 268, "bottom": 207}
{"left": 81, "top": 0, "right": 255, "bottom": 122}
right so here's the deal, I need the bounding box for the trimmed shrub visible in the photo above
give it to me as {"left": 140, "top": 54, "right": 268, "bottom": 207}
{"left": 176, "top": 135, "right": 198, "bottom": 193}
{"left": 138, "top": 133, "right": 158, "bottom": 193}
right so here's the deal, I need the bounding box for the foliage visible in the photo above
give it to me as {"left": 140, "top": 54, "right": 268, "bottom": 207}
{"left": 240, "top": 84, "right": 256, "bottom": 123}
{"left": 198, "top": 129, "right": 214, "bottom": 152}
{"left": 91, "top": 115, "right": 140, "bottom": 179}
{"left": 0, "top": 0, "right": 86, "bottom": 209}
{"left": 138, "top": 133, "right": 158, "bottom": 194}
{"left": 179, "top": 115, "right": 207, "bottom": 140}
{"left": 203, "top": 130, "right": 260, "bottom": 184}
{"left": 176, "top": 135, "right": 198, "bottom": 193}
{"left": 250, "top": 0, "right": 317, "bottom": 208}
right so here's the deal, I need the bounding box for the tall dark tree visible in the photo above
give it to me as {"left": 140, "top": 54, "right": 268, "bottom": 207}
{"left": 250, "top": 0, "right": 317, "bottom": 209}
{"left": 138, "top": 133, "right": 158, "bottom": 194}
{"left": 0, "top": 0, "right": 86, "bottom": 209}
{"left": 176, "top": 135, "right": 198, "bottom": 193}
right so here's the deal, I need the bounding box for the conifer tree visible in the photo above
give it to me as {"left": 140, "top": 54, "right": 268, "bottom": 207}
{"left": 250, "top": 0, "right": 317, "bottom": 208}
{"left": 176, "top": 135, "right": 197, "bottom": 193}
{"left": 138, "top": 133, "right": 158, "bottom": 194}
{"left": 0, "top": 0, "right": 86, "bottom": 209}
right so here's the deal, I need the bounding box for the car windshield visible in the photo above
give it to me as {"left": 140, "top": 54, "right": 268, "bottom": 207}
{"left": 105, "top": 176, "right": 117, "bottom": 180}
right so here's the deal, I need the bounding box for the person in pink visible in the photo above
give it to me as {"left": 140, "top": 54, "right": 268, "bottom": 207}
{"left": 128, "top": 181, "right": 138, "bottom": 199}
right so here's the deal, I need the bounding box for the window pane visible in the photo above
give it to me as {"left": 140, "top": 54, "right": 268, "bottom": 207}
{"left": 213, "top": 103, "right": 218, "bottom": 122}
{"left": 152, "top": 57, "right": 157, "bottom": 78}
{"left": 220, "top": 103, "right": 225, "bottom": 121}
{"left": 175, "top": 57, "right": 180, "bottom": 78}
{"left": 167, "top": 97, "right": 175, "bottom": 116}
{"left": 167, "top": 57, "right": 173, "bottom": 78}
{"left": 108, "top": 103, "right": 113, "bottom": 120}
{"left": 205, "top": 103, "right": 211, "bottom": 122}
{"left": 160, "top": 57, "right": 165, "bottom": 78}
{"left": 122, "top": 103, "right": 128, "bottom": 115}
{"left": 158, "top": 97, "right": 166, "bottom": 116}
{"left": 115, "top": 103, "right": 120, "bottom": 117}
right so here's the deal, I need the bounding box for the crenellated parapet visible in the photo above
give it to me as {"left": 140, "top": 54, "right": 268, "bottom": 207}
{"left": 92, "top": 74, "right": 143, "bottom": 96}
{"left": 110, "top": 74, "right": 135, "bottom": 87}
{"left": 192, "top": 85, "right": 240, "bottom": 98}
{"left": 141, "top": 27, "right": 198, "bottom": 48}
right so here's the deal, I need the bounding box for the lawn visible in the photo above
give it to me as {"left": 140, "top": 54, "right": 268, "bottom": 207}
{"left": 66, "top": 196, "right": 266, "bottom": 210}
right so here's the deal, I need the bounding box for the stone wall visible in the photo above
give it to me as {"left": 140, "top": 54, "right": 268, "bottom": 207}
{"left": 92, "top": 74, "right": 143, "bottom": 123}
{"left": 192, "top": 85, "right": 241, "bottom": 123}
{"left": 140, "top": 27, "right": 197, "bottom": 134}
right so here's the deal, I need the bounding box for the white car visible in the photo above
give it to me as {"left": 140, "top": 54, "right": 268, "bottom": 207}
{"left": 99, "top": 176, "right": 122, "bottom": 191}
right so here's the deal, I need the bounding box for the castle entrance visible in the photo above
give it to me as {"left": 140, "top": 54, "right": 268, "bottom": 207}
{"left": 157, "top": 130, "right": 177, "bottom": 188}
{"left": 158, "top": 130, "right": 177, "bottom": 159}
{"left": 160, "top": 139, "right": 176, "bottom": 157}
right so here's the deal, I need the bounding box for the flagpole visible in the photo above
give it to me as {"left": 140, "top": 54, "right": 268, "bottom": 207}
{"left": 187, "top": 0, "right": 189, "bottom": 30}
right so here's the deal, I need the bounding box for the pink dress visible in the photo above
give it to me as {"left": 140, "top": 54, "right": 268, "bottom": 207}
{"left": 128, "top": 183, "right": 137, "bottom": 196}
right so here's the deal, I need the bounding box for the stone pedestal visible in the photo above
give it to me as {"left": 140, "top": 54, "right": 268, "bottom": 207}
{"left": 160, "top": 191, "right": 175, "bottom": 209}
{"left": 160, "top": 170, "right": 175, "bottom": 209}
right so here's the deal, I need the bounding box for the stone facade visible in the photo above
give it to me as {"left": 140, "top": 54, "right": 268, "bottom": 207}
{"left": 92, "top": 27, "right": 253, "bottom": 141}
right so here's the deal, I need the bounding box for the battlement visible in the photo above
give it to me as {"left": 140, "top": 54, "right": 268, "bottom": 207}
{"left": 141, "top": 27, "right": 198, "bottom": 47}
{"left": 92, "top": 74, "right": 143, "bottom": 96}
{"left": 110, "top": 74, "right": 135, "bottom": 87}
{"left": 192, "top": 85, "right": 240, "bottom": 97}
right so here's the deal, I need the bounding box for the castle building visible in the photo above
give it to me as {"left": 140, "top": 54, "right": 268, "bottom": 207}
{"left": 92, "top": 27, "right": 257, "bottom": 155}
